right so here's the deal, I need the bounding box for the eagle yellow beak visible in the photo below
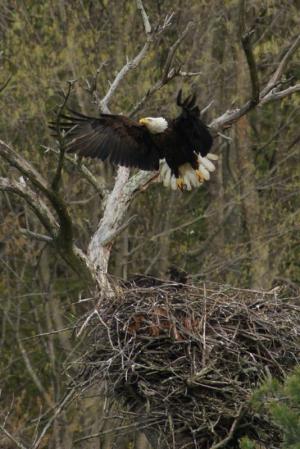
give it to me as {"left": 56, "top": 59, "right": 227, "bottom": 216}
{"left": 139, "top": 118, "right": 148, "bottom": 125}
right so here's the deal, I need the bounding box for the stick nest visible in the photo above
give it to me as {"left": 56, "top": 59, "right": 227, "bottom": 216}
{"left": 79, "top": 282, "right": 300, "bottom": 449}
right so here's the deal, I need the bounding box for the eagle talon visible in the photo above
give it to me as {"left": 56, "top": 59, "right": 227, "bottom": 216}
{"left": 195, "top": 170, "right": 205, "bottom": 183}
{"left": 176, "top": 178, "right": 187, "bottom": 191}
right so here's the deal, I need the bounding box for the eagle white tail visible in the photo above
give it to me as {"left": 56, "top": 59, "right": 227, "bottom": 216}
{"left": 159, "top": 153, "right": 218, "bottom": 191}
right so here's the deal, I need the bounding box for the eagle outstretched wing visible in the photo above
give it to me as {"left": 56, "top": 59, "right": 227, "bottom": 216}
{"left": 50, "top": 111, "right": 161, "bottom": 171}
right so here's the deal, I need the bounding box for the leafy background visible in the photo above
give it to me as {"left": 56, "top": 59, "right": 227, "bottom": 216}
{"left": 0, "top": 1, "right": 299, "bottom": 448}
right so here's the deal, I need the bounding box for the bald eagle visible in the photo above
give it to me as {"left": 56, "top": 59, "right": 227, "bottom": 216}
{"left": 51, "top": 91, "right": 217, "bottom": 190}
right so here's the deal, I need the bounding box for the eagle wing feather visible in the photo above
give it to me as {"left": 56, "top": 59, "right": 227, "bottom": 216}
{"left": 50, "top": 112, "right": 161, "bottom": 171}
{"left": 174, "top": 90, "right": 213, "bottom": 157}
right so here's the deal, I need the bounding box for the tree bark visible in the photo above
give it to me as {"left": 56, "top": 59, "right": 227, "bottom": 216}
{"left": 235, "top": 42, "right": 271, "bottom": 289}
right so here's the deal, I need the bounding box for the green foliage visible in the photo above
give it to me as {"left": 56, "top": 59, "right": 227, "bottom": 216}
{"left": 252, "top": 369, "right": 300, "bottom": 449}
{"left": 239, "top": 436, "right": 256, "bottom": 449}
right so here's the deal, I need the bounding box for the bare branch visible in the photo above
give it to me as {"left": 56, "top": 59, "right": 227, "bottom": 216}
{"left": 0, "top": 176, "right": 58, "bottom": 236}
{"left": 0, "top": 425, "right": 29, "bottom": 449}
{"left": 32, "top": 389, "right": 76, "bottom": 449}
{"left": 208, "top": 405, "right": 244, "bottom": 449}
{"left": 260, "top": 83, "right": 300, "bottom": 105}
{"left": 20, "top": 228, "right": 54, "bottom": 243}
{"left": 74, "top": 418, "right": 161, "bottom": 444}
{"left": 74, "top": 159, "right": 107, "bottom": 199}
{"left": 21, "top": 326, "right": 74, "bottom": 341}
{"left": 17, "top": 335, "right": 54, "bottom": 408}
{"left": 51, "top": 80, "right": 74, "bottom": 192}
{"left": 100, "top": 214, "right": 137, "bottom": 247}
{"left": 209, "top": 101, "right": 252, "bottom": 131}
{"left": 129, "top": 21, "right": 196, "bottom": 116}
{"left": 0, "top": 74, "right": 12, "bottom": 93}
{"left": 200, "top": 100, "right": 214, "bottom": 116}
{"left": 100, "top": 2, "right": 175, "bottom": 113}
{"left": 0, "top": 175, "right": 96, "bottom": 285}
{"left": 0, "top": 140, "right": 52, "bottom": 194}
{"left": 0, "top": 141, "right": 73, "bottom": 247}
{"left": 162, "top": 21, "right": 195, "bottom": 83}
{"left": 88, "top": 167, "right": 130, "bottom": 270}
{"left": 260, "top": 34, "right": 300, "bottom": 97}
{"left": 159, "top": 12, "right": 174, "bottom": 33}
{"left": 100, "top": 1, "right": 155, "bottom": 113}
{"left": 88, "top": 167, "right": 154, "bottom": 271}
{"left": 100, "top": 41, "right": 151, "bottom": 113}
{"left": 210, "top": 33, "right": 299, "bottom": 131}
{"left": 210, "top": 82, "right": 300, "bottom": 132}
{"left": 42, "top": 146, "right": 107, "bottom": 198}
{"left": 84, "top": 61, "right": 108, "bottom": 107}
{"left": 136, "top": 0, "right": 151, "bottom": 35}
{"left": 0, "top": 141, "right": 97, "bottom": 282}
{"left": 239, "top": 0, "right": 259, "bottom": 106}
{"left": 178, "top": 70, "right": 202, "bottom": 77}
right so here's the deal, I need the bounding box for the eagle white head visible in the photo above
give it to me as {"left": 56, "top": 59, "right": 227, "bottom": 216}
{"left": 139, "top": 117, "right": 168, "bottom": 134}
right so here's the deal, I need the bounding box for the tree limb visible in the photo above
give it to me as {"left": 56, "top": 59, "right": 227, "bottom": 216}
{"left": 100, "top": 1, "right": 174, "bottom": 114}
{"left": 20, "top": 228, "right": 54, "bottom": 242}
{"left": 210, "top": 80, "right": 300, "bottom": 131}
{"left": 0, "top": 141, "right": 97, "bottom": 281}
{"left": 0, "top": 175, "right": 96, "bottom": 285}
{"left": 260, "top": 83, "right": 300, "bottom": 105}
{"left": 0, "top": 74, "right": 12, "bottom": 93}
{"left": 0, "top": 425, "right": 29, "bottom": 449}
{"left": 51, "top": 80, "right": 74, "bottom": 192}
{"left": 32, "top": 389, "right": 76, "bottom": 449}
{"left": 208, "top": 405, "right": 244, "bottom": 449}
{"left": 239, "top": 0, "right": 260, "bottom": 106}
{"left": 129, "top": 21, "right": 196, "bottom": 117}
{"left": 210, "top": 32, "right": 299, "bottom": 131}
{"left": 162, "top": 21, "right": 195, "bottom": 83}
{"left": 43, "top": 146, "right": 107, "bottom": 199}
{"left": 136, "top": 0, "right": 151, "bottom": 35}
{"left": 100, "top": 41, "right": 152, "bottom": 113}
{"left": 0, "top": 176, "right": 58, "bottom": 237}
{"left": 260, "top": 34, "right": 300, "bottom": 98}
{"left": 0, "top": 140, "right": 73, "bottom": 248}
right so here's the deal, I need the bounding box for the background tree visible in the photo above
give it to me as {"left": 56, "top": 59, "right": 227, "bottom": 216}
{"left": 0, "top": 0, "right": 299, "bottom": 448}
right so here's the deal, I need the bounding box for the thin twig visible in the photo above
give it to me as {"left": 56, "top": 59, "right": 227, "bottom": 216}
{"left": 208, "top": 405, "right": 244, "bottom": 449}
{"left": 210, "top": 33, "right": 300, "bottom": 131}
{"left": 20, "top": 228, "right": 54, "bottom": 243}
{"left": 32, "top": 389, "right": 76, "bottom": 449}
{"left": 260, "top": 83, "right": 300, "bottom": 105}
{"left": 136, "top": 0, "right": 151, "bottom": 35}
{"left": 0, "top": 74, "right": 12, "bottom": 93}
{"left": 21, "top": 326, "right": 75, "bottom": 341}
{"left": 0, "top": 425, "right": 29, "bottom": 449}
{"left": 74, "top": 418, "right": 161, "bottom": 444}
{"left": 260, "top": 34, "right": 300, "bottom": 97}
{"left": 129, "top": 21, "right": 196, "bottom": 117}
{"left": 51, "top": 80, "right": 75, "bottom": 192}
